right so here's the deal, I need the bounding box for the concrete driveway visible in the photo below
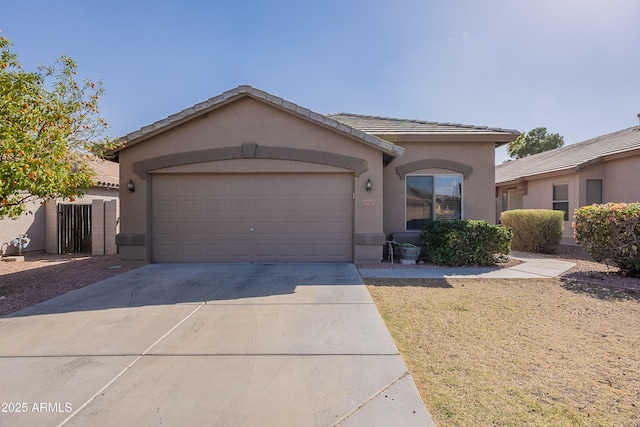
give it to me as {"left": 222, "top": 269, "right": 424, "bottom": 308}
{"left": 0, "top": 263, "right": 433, "bottom": 426}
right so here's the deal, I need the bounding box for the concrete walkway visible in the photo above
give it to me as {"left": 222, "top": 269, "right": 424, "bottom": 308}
{"left": 359, "top": 252, "right": 575, "bottom": 279}
{"left": 0, "top": 263, "right": 434, "bottom": 427}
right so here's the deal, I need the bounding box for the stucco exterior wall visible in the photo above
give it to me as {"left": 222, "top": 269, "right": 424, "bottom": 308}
{"left": 576, "top": 163, "right": 605, "bottom": 206}
{"left": 117, "top": 97, "right": 386, "bottom": 265}
{"left": 0, "top": 201, "right": 46, "bottom": 255}
{"left": 1, "top": 188, "right": 118, "bottom": 256}
{"left": 525, "top": 176, "right": 575, "bottom": 238}
{"left": 497, "top": 152, "right": 640, "bottom": 240}
{"left": 382, "top": 140, "right": 497, "bottom": 239}
{"left": 598, "top": 155, "right": 640, "bottom": 203}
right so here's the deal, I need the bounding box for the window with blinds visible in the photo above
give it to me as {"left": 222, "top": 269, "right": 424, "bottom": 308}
{"left": 406, "top": 175, "right": 462, "bottom": 230}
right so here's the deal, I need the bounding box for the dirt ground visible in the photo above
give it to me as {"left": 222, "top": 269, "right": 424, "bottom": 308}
{"left": 0, "top": 253, "right": 131, "bottom": 316}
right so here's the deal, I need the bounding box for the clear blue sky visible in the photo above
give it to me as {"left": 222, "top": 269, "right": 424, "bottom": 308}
{"left": 3, "top": 0, "right": 639, "bottom": 163}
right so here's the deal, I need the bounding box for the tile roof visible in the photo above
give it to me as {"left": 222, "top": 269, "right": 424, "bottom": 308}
{"left": 114, "top": 86, "right": 404, "bottom": 158}
{"left": 496, "top": 125, "right": 640, "bottom": 184}
{"left": 87, "top": 157, "right": 119, "bottom": 188}
{"left": 326, "top": 113, "right": 521, "bottom": 137}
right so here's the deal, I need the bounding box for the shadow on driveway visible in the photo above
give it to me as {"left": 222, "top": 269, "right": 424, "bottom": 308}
{"left": 4, "top": 263, "right": 364, "bottom": 317}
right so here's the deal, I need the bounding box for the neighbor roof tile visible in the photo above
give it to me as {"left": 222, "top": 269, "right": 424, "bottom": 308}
{"left": 496, "top": 125, "right": 640, "bottom": 184}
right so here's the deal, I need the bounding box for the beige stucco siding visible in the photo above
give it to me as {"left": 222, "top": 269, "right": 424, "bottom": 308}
{"left": 576, "top": 163, "right": 606, "bottom": 206}
{"left": 382, "top": 140, "right": 497, "bottom": 238}
{"left": 521, "top": 176, "right": 576, "bottom": 238}
{"left": 117, "top": 97, "right": 386, "bottom": 265}
{"left": 496, "top": 152, "right": 640, "bottom": 240}
{"left": 0, "top": 201, "right": 46, "bottom": 255}
{"left": 598, "top": 155, "right": 640, "bottom": 203}
{"left": 1, "top": 189, "right": 118, "bottom": 256}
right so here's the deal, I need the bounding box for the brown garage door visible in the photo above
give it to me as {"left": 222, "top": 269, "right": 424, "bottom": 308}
{"left": 151, "top": 173, "right": 353, "bottom": 262}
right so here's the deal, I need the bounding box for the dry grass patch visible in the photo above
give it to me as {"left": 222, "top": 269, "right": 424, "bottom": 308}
{"left": 367, "top": 278, "right": 640, "bottom": 427}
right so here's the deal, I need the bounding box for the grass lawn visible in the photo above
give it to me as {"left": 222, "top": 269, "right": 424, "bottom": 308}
{"left": 367, "top": 278, "right": 640, "bottom": 427}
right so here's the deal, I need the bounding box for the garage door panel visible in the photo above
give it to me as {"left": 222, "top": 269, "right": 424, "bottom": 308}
{"left": 156, "top": 244, "right": 178, "bottom": 258}
{"left": 156, "top": 222, "right": 178, "bottom": 236}
{"left": 327, "top": 220, "right": 352, "bottom": 233}
{"left": 156, "top": 200, "right": 178, "bottom": 214}
{"left": 229, "top": 243, "right": 251, "bottom": 257}
{"left": 229, "top": 221, "right": 253, "bottom": 234}
{"left": 327, "top": 198, "right": 352, "bottom": 211}
{"left": 276, "top": 199, "right": 299, "bottom": 212}
{"left": 202, "top": 199, "right": 226, "bottom": 212}
{"left": 203, "top": 244, "right": 226, "bottom": 257}
{"left": 274, "top": 222, "right": 300, "bottom": 234}
{"left": 180, "top": 222, "right": 202, "bottom": 235}
{"left": 254, "top": 199, "right": 276, "bottom": 212}
{"left": 178, "top": 175, "right": 207, "bottom": 194}
{"left": 181, "top": 245, "right": 202, "bottom": 257}
{"left": 181, "top": 200, "right": 202, "bottom": 213}
{"left": 229, "top": 199, "right": 252, "bottom": 213}
{"left": 301, "top": 199, "right": 326, "bottom": 213}
{"left": 152, "top": 173, "right": 353, "bottom": 262}
{"left": 202, "top": 221, "right": 228, "bottom": 234}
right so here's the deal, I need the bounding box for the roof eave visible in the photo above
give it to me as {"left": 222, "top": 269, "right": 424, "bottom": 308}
{"left": 497, "top": 167, "right": 577, "bottom": 186}
{"left": 497, "top": 146, "right": 640, "bottom": 185}
{"left": 375, "top": 133, "right": 519, "bottom": 146}
{"left": 108, "top": 86, "right": 404, "bottom": 159}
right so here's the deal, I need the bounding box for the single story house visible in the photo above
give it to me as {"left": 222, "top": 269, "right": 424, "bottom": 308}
{"left": 1, "top": 157, "right": 119, "bottom": 256}
{"left": 496, "top": 121, "right": 640, "bottom": 239}
{"left": 111, "top": 85, "right": 519, "bottom": 266}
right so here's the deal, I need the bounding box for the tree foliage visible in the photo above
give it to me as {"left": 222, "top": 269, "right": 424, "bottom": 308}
{"left": 0, "top": 34, "right": 119, "bottom": 219}
{"left": 507, "top": 127, "right": 564, "bottom": 160}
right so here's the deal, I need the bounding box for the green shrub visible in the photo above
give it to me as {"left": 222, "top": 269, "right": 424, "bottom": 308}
{"left": 420, "top": 220, "right": 512, "bottom": 267}
{"left": 500, "top": 209, "right": 564, "bottom": 254}
{"left": 574, "top": 203, "right": 640, "bottom": 276}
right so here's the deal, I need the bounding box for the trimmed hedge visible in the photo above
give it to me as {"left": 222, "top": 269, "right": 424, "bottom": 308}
{"left": 500, "top": 209, "right": 564, "bottom": 254}
{"left": 574, "top": 203, "right": 640, "bottom": 276}
{"left": 420, "top": 220, "right": 512, "bottom": 267}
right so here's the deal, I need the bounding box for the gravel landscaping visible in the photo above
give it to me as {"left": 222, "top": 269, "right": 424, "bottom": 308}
{"left": 0, "top": 253, "right": 131, "bottom": 316}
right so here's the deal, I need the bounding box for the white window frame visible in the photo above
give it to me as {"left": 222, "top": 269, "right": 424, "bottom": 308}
{"left": 405, "top": 174, "right": 464, "bottom": 231}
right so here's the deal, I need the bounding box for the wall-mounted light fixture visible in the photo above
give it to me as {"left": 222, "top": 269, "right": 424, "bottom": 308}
{"left": 365, "top": 178, "right": 372, "bottom": 192}
{"left": 128, "top": 179, "right": 135, "bottom": 193}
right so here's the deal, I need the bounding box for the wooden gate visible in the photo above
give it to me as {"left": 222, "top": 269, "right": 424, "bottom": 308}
{"left": 58, "top": 204, "right": 92, "bottom": 253}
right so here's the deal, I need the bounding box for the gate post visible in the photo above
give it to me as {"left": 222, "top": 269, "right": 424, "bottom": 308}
{"left": 45, "top": 201, "right": 59, "bottom": 254}
{"left": 104, "top": 200, "right": 117, "bottom": 255}
{"left": 92, "top": 199, "right": 105, "bottom": 255}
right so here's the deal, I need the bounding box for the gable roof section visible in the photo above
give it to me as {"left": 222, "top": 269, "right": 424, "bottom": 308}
{"left": 327, "top": 113, "right": 520, "bottom": 146}
{"left": 496, "top": 125, "right": 640, "bottom": 185}
{"left": 112, "top": 85, "right": 404, "bottom": 158}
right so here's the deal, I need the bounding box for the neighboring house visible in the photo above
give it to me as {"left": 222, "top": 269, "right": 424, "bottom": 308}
{"left": 110, "top": 85, "right": 519, "bottom": 266}
{"left": 496, "top": 123, "right": 640, "bottom": 239}
{"left": 0, "top": 157, "right": 120, "bottom": 256}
